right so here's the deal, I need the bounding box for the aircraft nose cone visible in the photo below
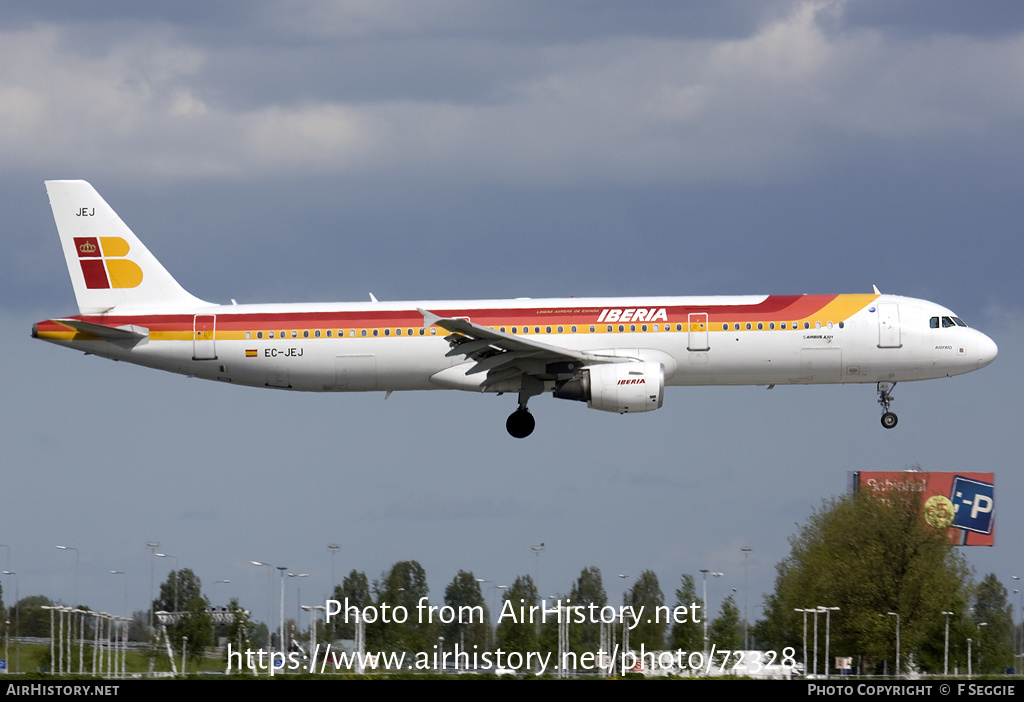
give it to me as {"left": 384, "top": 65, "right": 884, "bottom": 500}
{"left": 978, "top": 334, "right": 998, "bottom": 369}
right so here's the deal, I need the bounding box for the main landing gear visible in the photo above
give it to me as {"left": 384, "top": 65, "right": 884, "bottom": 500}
{"left": 506, "top": 408, "right": 535, "bottom": 438}
{"left": 878, "top": 382, "right": 898, "bottom": 429}
{"left": 507, "top": 375, "right": 543, "bottom": 438}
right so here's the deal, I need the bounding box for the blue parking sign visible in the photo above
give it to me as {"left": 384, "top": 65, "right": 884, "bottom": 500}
{"left": 950, "top": 475, "right": 995, "bottom": 535}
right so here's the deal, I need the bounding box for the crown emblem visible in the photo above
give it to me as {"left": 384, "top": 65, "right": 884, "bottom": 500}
{"left": 79, "top": 241, "right": 97, "bottom": 254}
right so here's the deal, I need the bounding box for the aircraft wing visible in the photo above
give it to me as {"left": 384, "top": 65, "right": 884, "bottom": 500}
{"left": 419, "top": 308, "right": 625, "bottom": 388}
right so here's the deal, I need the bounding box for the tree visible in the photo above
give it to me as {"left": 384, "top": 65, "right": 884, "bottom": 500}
{"left": 372, "top": 560, "right": 435, "bottom": 653}
{"left": 709, "top": 593, "right": 742, "bottom": 650}
{"left": 568, "top": 566, "right": 607, "bottom": 654}
{"left": 625, "top": 570, "right": 665, "bottom": 650}
{"left": 223, "top": 597, "right": 258, "bottom": 657}
{"left": 973, "top": 573, "right": 1013, "bottom": 673}
{"left": 153, "top": 568, "right": 202, "bottom": 614}
{"left": 757, "top": 484, "right": 972, "bottom": 675}
{"left": 152, "top": 569, "right": 211, "bottom": 661}
{"left": 496, "top": 575, "right": 539, "bottom": 655}
{"left": 669, "top": 574, "right": 701, "bottom": 651}
{"left": 330, "top": 569, "right": 371, "bottom": 642}
{"left": 13, "top": 595, "right": 52, "bottom": 638}
{"left": 443, "top": 570, "right": 490, "bottom": 651}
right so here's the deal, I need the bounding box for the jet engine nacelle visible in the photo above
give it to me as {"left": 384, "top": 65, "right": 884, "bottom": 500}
{"left": 553, "top": 361, "right": 665, "bottom": 413}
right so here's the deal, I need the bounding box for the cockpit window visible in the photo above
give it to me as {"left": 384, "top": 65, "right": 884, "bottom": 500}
{"left": 930, "top": 315, "right": 969, "bottom": 329}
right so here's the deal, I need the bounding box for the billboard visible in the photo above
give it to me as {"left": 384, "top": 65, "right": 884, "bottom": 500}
{"left": 852, "top": 471, "right": 994, "bottom": 546}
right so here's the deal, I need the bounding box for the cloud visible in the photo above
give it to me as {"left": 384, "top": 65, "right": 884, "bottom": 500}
{"left": 2, "top": 3, "right": 1022, "bottom": 185}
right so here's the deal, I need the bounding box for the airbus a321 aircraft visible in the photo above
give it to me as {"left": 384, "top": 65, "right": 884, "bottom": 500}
{"left": 33, "top": 181, "right": 997, "bottom": 438}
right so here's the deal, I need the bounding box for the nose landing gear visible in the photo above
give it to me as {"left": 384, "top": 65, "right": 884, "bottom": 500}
{"left": 878, "top": 382, "right": 898, "bottom": 429}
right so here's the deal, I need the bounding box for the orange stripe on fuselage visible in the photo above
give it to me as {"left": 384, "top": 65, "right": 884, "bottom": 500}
{"left": 34, "top": 295, "right": 879, "bottom": 340}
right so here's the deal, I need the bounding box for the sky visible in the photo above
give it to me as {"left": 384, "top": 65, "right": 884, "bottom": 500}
{"left": 2, "top": 0, "right": 1024, "bottom": 647}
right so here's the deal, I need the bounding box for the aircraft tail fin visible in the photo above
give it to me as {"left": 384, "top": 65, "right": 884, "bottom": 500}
{"left": 45, "top": 180, "right": 210, "bottom": 315}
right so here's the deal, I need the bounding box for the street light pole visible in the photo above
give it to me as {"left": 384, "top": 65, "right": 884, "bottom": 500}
{"left": 700, "top": 569, "right": 723, "bottom": 660}
{"left": 1, "top": 571, "right": 18, "bottom": 673}
{"left": 156, "top": 553, "right": 178, "bottom": 611}
{"left": 942, "top": 610, "right": 954, "bottom": 675}
{"left": 888, "top": 612, "right": 900, "bottom": 678}
{"left": 278, "top": 566, "right": 288, "bottom": 655}
{"left": 821, "top": 606, "right": 839, "bottom": 679}
{"left": 55, "top": 546, "right": 79, "bottom": 606}
{"left": 741, "top": 547, "right": 752, "bottom": 650}
{"left": 795, "top": 608, "right": 808, "bottom": 676}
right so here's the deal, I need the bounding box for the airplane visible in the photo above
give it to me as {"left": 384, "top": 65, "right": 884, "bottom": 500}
{"left": 33, "top": 180, "right": 998, "bottom": 438}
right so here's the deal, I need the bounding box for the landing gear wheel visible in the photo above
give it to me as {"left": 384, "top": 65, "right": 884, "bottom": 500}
{"left": 881, "top": 412, "right": 898, "bottom": 429}
{"left": 506, "top": 409, "right": 535, "bottom": 438}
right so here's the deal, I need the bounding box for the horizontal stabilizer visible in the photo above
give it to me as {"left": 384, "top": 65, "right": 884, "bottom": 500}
{"left": 51, "top": 319, "right": 149, "bottom": 341}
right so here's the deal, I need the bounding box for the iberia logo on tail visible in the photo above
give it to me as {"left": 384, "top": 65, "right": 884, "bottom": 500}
{"left": 74, "top": 236, "right": 143, "bottom": 289}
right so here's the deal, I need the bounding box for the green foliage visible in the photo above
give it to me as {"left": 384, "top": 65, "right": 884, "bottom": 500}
{"left": 757, "top": 485, "right": 972, "bottom": 674}
{"left": 496, "top": 575, "right": 539, "bottom": 655}
{"left": 709, "top": 593, "right": 742, "bottom": 650}
{"left": 223, "top": 597, "right": 258, "bottom": 655}
{"left": 330, "top": 569, "right": 371, "bottom": 641}
{"left": 625, "top": 570, "right": 665, "bottom": 650}
{"left": 973, "top": 573, "right": 1014, "bottom": 673}
{"left": 154, "top": 569, "right": 212, "bottom": 661}
{"left": 442, "top": 570, "right": 490, "bottom": 650}
{"left": 669, "top": 574, "right": 701, "bottom": 651}
{"left": 568, "top": 566, "right": 606, "bottom": 653}
{"left": 13, "top": 595, "right": 52, "bottom": 638}
{"left": 371, "top": 560, "right": 436, "bottom": 653}
{"left": 153, "top": 568, "right": 202, "bottom": 614}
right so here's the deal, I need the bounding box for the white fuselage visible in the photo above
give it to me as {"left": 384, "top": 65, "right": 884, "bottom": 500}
{"left": 36, "top": 293, "right": 997, "bottom": 394}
